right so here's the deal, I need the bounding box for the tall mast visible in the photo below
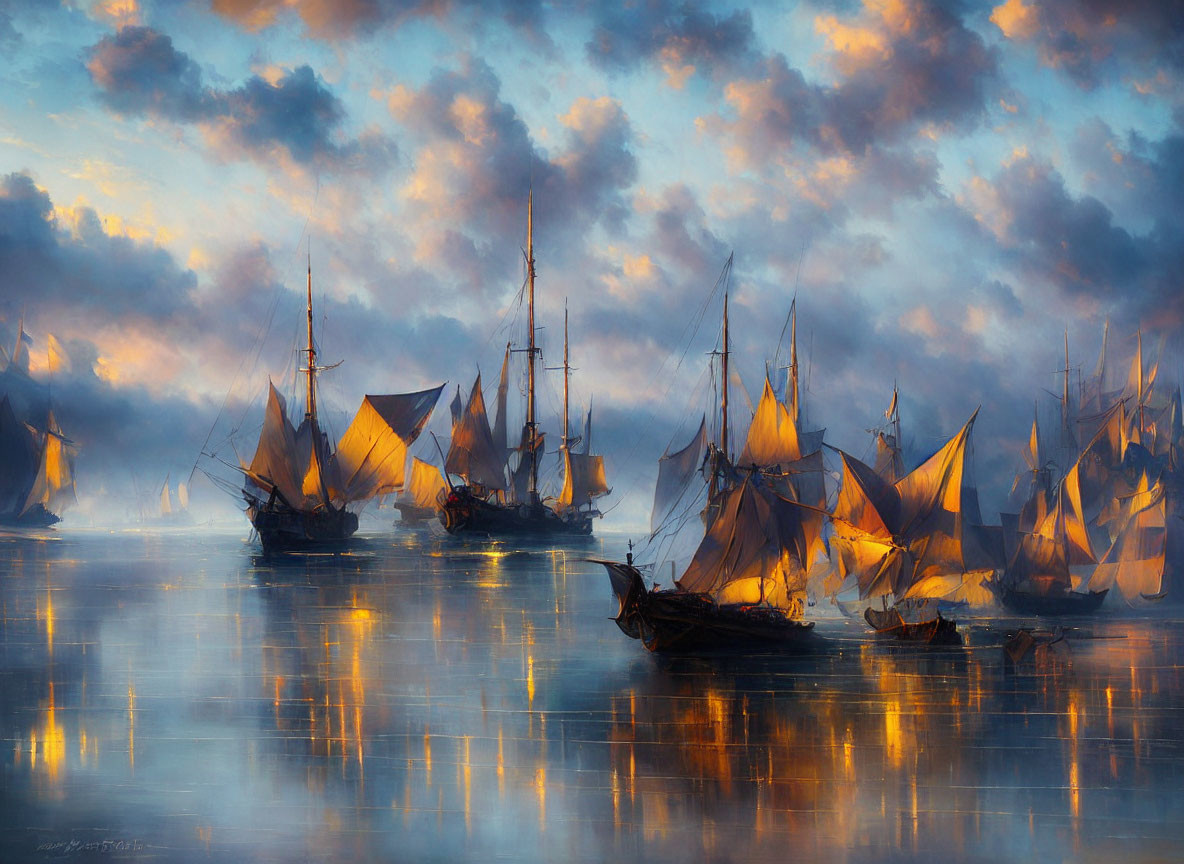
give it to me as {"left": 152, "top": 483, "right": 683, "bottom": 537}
{"left": 1062, "top": 329, "right": 1070, "bottom": 442}
{"left": 1137, "top": 327, "right": 1144, "bottom": 436}
{"left": 721, "top": 289, "right": 729, "bottom": 459}
{"left": 526, "top": 189, "right": 539, "bottom": 501}
{"left": 305, "top": 252, "right": 317, "bottom": 426}
{"left": 789, "top": 298, "right": 799, "bottom": 425}
{"left": 562, "top": 302, "right": 570, "bottom": 452}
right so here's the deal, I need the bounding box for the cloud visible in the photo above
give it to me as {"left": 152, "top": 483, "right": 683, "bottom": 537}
{"left": 960, "top": 148, "right": 1184, "bottom": 331}
{"left": 586, "top": 1, "right": 756, "bottom": 84}
{"left": 989, "top": 0, "right": 1184, "bottom": 90}
{"left": 209, "top": 0, "right": 544, "bottom": 39}
{"left": 86, "top": 26, "right": 393, "bottom": 171}
{"left": 382, "top": 57, "right": 637, "bottom": 293}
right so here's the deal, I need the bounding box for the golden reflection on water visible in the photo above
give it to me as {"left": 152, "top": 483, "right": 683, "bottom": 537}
{"left": 6, "top": 534, "right": 1184, "bottom": 862}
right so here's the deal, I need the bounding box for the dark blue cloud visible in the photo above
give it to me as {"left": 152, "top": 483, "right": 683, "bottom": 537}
{"left": 86, "top": 26, "right": 392, "bottom": 171}
{"left": 586, "top": 1, "right": 756, "bottom": 77}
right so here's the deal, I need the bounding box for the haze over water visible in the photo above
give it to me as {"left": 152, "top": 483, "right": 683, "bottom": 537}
{"left": 1, "top": 529, "right": 1182, "bottom": 862}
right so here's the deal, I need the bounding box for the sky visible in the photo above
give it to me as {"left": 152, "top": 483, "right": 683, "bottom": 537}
{"left": 1, "top": 0, "right": 1182, "bottom": 530}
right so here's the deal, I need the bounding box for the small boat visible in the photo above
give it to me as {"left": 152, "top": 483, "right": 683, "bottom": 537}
{"left": 863, "top": 599, "right": 960, "bottom": 645}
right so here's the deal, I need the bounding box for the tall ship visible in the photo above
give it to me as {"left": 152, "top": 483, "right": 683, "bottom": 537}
{"left": 235, "top": 260, "right": 443, "bottom": 552}
{"left": 829, "top": 406, "right": 1001, "bottom": 643}
{"left": 0, "top": 395, "right": 77, "bottom": 527}
{"left": 599, "top": 258, "right": 825, "bottom": 652}
{"left": 439, "top": 192, "right": 609, "bottom": 537}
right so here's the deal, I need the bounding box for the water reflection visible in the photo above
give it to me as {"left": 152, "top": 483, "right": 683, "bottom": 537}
{"left": 2, "top": 530, "right": 1184, "bottom": 861}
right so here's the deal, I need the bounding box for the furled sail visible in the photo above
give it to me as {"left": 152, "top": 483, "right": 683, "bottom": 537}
{"left": 333, "top": 385, "right": 445, "bottom": 503}
{"left": 401, "top": 457, "right": 448, "bottom": 509}
{"left": 677, "top": 478, "right": 811, "bottom": 611}
{"left": 650, "top": 417, "right": 707, "bottom": 535}
{"left": 446, "top": 375, "right": 507, "bottom": 490}
{"left": 491, "top": 343, "right": 512, "bottom": 458}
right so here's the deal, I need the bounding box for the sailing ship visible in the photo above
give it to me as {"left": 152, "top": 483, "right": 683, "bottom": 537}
{"left": 147, "top": 474, "right": 193, "bottom": 526}
{"left": 0, "top": 395, "right": 77, "bottom": 527}
{"left": 600, "top": 262, "right": 824, "bottom": 652}
{"left": 439, "top": 192, "right": 609, "bottom": 537}
{"left": 238, "top": 260, "right": 444, "bottom": 551}
{"left": 829, "top": 411, "right": 992, "bottom": 644}
{"left": 393, "top": 457, "right": 448, "bottom": 525}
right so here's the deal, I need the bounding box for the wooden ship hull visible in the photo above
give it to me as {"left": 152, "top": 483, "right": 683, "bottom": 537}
{"left": 247, "top": 498, "right": 358, "bottom": 552}
{"left": 996, "top": 585, "right": 1108, "bottom": 616}
{"left": 600, "top": 561, "right": 816, "bottom": 653}
{"left": 439, "top": 486, "right": 593, "bottom": 537}
{"left": 0, "top": 503, "right": 61, "bottom": 528}
{"left": 392, "top": 502, "right": 437, "bottom": 526}
{"left": 863, "top": 605, "right": 961, "bottom": 645}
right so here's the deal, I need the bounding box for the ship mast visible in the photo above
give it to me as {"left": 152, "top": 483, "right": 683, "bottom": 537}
{"left": 789, "top": 298, "right": 799, "bottom": 425}
{"left": 562, "top": 302, "right": 570, "bottom": 452}
{"left": 526, "top": 190, "right": 539, "bottom": 503}
{"left": 721, "top": 289, "right": 729, "bottom": 459}
{"left": 304, "top": 254, "right": 317, "bottom": 426}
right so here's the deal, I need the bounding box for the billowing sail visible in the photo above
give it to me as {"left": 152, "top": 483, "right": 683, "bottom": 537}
{"left": 650, "top": 417, "right": 707, "bottom": 534}
{"left": 446, "top": 375, "right": 507, "bottom": 490}
{"left": 738, "top": 378, "right": 800, "bottom": 468}
{"left": 178, "top": 482, "right": 189, "bottom": 510}
{"left": 20, "top": 411, "right": 77, "bottom": 518}
{"left": 1090, "top": 477, "right": 1167, "bottom": 602}
{"left": 558, "top": 450, "right": 608, "bottom": 509}
{"left": 246, "top": 381, "right": 304, "bottom": 506}
{"left": 830, "top": 411, "right": 980, "bottom": 601}
{"left": 333, "top": 385, "right": 444, "bottom": 503}
{"left": 401, "top": 457, "right": 447, "bottom": 509}
{"left": 160, "top": 480, "right": 172, "bottom": 516}
{"left": 677, "top": 478, "right": 811, "bottom": 612}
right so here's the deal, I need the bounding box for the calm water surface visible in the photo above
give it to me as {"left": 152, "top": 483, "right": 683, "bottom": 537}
{"left": 2, "top": 528, "right": 1183, "bottom": 862}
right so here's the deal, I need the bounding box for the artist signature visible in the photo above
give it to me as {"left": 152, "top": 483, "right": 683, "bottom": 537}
{"left": 36, "top": 839, "right": 144, "bottom": 856}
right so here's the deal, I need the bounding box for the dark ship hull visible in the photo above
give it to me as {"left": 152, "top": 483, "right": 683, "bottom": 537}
{"left": 600, "top": 561, "right": 816, "bottom": 653}
{"left": 247, "top": 498, "right": 358, "bottom": 552}
{"left": 0, "top": 504, "right": 61, "bottom": 528}
{"left": 440, "top": 486, "right": 593, "bottom": 537}
{"left": 863, "top": 604, "right": 961, "bottom": 645}
{"left": 996, "top": 585, "right": 1108, "bottom": 616}
{"left": 393, "top": 503, "right": 437, "bottom": 526}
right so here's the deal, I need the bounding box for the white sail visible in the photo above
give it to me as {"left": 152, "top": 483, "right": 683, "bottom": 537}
{"left": 178, "top": 482, "right": 189, "bottom": 510}
{"left": 160, "top": 479, "right": 172, "bottom": 516}
{"left": 650, "top": 417, "right": 707, "bottom": 535}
